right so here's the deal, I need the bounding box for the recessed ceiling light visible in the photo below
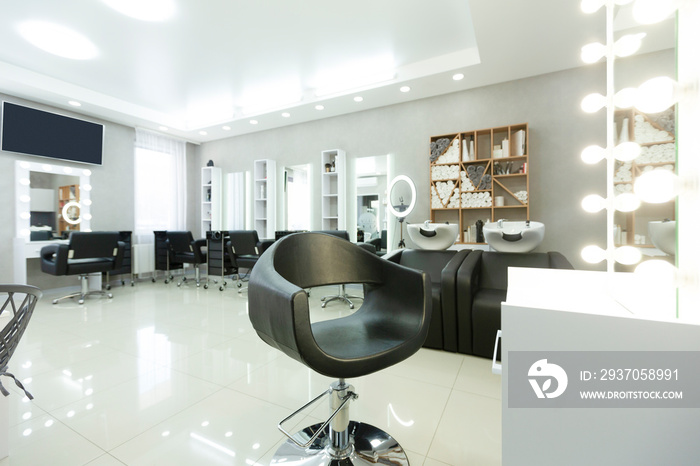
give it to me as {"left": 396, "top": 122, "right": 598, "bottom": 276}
{"left": 400, "top": 86, "right": 411, "bottom": 93}
{"left": 281, "top": 112, "right": 291, "bottom": 118}
{"left": 354, "top": 96, "right": 364, "bottom": 102}
{"left": 249, "top": 120, "right": 258, "bottom": 125}
{"left": 453, "top": 73, "right": 465, "bottom": 81}
{"left": 18, "top": 21, "right": 98, "bottom": 60}
{"left": 159, "top": 126, "right": 168, "bottom": 131}
{"left": 102, "top": 0, "right": 176, "bottom": 22}
{"left": 315, "top": 105, "right": 325, "bottom": 110}
{"left": 68, "top": 101, "right": 81, "bottom": 107}
{"left": 222, "top": 125, "right": 231, "bottom": 131}
{"left": 199, "top": 131, "right": 207, "bottom": 136}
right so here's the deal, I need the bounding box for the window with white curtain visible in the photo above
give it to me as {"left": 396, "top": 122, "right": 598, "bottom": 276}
{"left": 133, "top": 128, "right": 187, "bottom": 243}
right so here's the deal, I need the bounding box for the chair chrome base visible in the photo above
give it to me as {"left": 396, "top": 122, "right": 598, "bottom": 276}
{"left": 272, "top": 421, "right": 409, "bottom": 466}
{"left": 177, "top": 266, "right": 202, "bottom": 287}
{"left": 321, "top": 284, "right": 363, "bottom": 309}
{"left": 52, "top": 275, "right": 113, "bottom": 305}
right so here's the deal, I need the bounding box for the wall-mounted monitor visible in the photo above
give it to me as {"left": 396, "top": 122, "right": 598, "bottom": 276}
{"left": 1, "top": 101, "right": 104, "bottom": 165}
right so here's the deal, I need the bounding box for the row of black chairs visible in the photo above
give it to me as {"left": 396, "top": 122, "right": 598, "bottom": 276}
{"left": 158, "top": 230, "right": 267, "bottom": 292}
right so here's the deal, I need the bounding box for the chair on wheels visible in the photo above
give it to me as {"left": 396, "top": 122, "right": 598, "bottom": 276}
{"left": 225, "top": 230, "right": 265, "bottom": 293}
{"left": 165, "top": 231, "right": 207, "bottom": 287}
{"left": 248, "top": 232, "right": 431, "bottom": 465}
{"left": 0, "top": 285, "right": 42, "bottom": 399}
{"left": 312, "top": 230, "right": 367, "bottom": 309}
{"left": 40, "top": 231, "right": 125, "bottom": 304}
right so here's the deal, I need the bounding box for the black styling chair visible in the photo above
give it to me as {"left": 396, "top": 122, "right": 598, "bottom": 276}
{"left": 248, "top": 232, "right": 431, "bottom": 465}
{"left": 165, "top": 231, "right": 207, "bottom": 287}
{"left": 0, "top": 285, "right": 42, "bottom": 400}
{"left": 313, "top": 230, "right": 366, "bottom": 309}
{"left": 40, "top": 232, "right": 125, "bottom": 304}
{"left": 226, "top": 230, "right": 264, "bottom": 293}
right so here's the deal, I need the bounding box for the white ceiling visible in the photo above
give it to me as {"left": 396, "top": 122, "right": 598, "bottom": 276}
{"left": 0, "top": 0, "right": 674, "bottom": 143}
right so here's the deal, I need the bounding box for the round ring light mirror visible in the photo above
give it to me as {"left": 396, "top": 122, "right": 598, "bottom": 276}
{"left": 62, "top": 201, "right": 82, "bottom": 225}
{"left": 387, "top": 175, "right": 416, "bottom": 219}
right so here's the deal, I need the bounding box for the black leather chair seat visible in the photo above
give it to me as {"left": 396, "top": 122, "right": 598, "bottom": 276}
{"left": 66, "top": 257, "right": 118, "bottom": 275}
{"left": 249, "top": 232, "right": 431, "bottom": 379}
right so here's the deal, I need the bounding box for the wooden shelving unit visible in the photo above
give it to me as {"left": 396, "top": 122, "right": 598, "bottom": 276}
{"left": 613, "top": 109, "right": 675, "bottom": 247}
{"left": 57, "top": 184, "right": 80, "bottom": 235}
{"left": 429, "top": 123, "right": 529, "bottom": 245}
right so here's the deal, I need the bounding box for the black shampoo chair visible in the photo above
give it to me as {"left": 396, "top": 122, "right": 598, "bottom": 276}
{"left": 248, "top": 232, "right": 431, "bottom": 465}
{"left": 165, "top": 231, "right": 207, "bottom": 287}
{"left": 40, "top": 232, "right": 125, "bottom": 304}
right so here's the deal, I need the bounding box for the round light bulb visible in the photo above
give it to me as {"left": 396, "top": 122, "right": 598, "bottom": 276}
{"left": 613, "top": 33, "right": 646, "bottom": 57}
{"left": 19, "top": 178, "right": 30, "bottom": 186}
{"left": 581, "top": 194, "right": 607, "bottom": 213}
{"left": 581, "top": 145, "right": 606, "bottom": 164}
{"left": 636, "top": 76, "right": 676, "bottom": 114}
{"left": 63, "top": 167, "right": 73, "bottom": 174}
{"left": 82, "top": 184, "right": 92, "bottom": 192}
{"left": 20, "top": 212, "right": 31, "bottom": 219}
{"left": 19, "top": 195, "right": 31, "bottom": 203}
{"left": 614, "top": 246, "right": 642, "bottom": 265}
{"left": 19, "top": 229, "right": 30, "bottom": 238}
{"left": 633, "top": 0, "right": 677, "bottom": 25}
{"left": 581, "top": 42, "right": 606, "bottom": 64}
{"left": 634, "top": 169, "right": 677, "bottom": 203}
{"left": 614, "top": 87, "right": 638, "bottom": 109}
{"left": 613, "top": 141, "right": 641, "bottom": 161}
{"left": 82, "top": 199, "right": 92, "bottom": 206}
{"left": 82, "top": 169, "right": 92, "bottom": 176}
{"left": 614, "top": 193, "right": 641, "bottom": 212}
{"left": 581, "top": 93, "right": 607, "bottom": 113}
{"left": 581, "top": 245, "right": 607, "bottom": 264}
{"left": 580, "top": 0, "right": 605, "bottom": 14}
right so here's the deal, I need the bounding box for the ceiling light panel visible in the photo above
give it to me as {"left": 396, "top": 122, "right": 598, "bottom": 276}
{"left": 18, "top": 21, "right": 98, "bottom": 59}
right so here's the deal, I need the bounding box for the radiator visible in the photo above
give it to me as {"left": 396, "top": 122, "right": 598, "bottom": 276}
{"left": 132, "top": 243, "right": 155, "bottom": 275}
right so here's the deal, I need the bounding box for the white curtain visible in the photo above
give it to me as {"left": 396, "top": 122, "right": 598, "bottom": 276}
{"left": 133, "top": 128, "right": 187, "bottom": 244}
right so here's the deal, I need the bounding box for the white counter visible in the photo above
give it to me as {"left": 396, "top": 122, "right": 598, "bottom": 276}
{"left": 501, "top": 268, "right": 700, "bottom": 465}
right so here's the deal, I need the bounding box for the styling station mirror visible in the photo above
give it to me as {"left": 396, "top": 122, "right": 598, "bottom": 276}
{"left": 354, "top": 155, "right": 387, "bottom": 244}
{"left": 387, "top": 175, "right": 416, "bottom": 248}
{"left": 14, "top": 160, "right": 92, "bottom": 283}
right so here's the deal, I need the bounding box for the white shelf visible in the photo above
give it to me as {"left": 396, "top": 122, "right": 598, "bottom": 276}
{"left": 201, "top": 166, "right": 222, "bottom": 238}
{"left": 321, "top": 150, "right": 346, "bottom": 231}
{"left": 254, "top": 159, "right": 276, "bottom": 238}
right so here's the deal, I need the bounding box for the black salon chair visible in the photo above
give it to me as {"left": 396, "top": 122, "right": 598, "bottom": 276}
{"left": 313, "top": 230, "right": 372, "bottom": 309}
{"left": 226, "top": 230, "right": 265, "bottom": 293}
{"left": 457, "top": 250, "right": 574, "bottom": 358}
{"left": 0, "top": 285, "right": 42, "bottom": 399}
{"left": 40, "top": 231, "right": 125, "bottom": 304}
{"left": 165, "top": 231, "right": 207, "bottom": 287}
{"left": 387, "top": 248, "right": 469, "bottom": 351}
{"left": 248, "top": 232, "right": 431, "bottom": 465}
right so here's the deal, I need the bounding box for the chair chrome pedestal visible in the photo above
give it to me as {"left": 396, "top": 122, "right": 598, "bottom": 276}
{"left": 52, "top": 275, "right": 113, "bottom": 305}
{"left": 177, "top": 266, "right": 202, "bottom": 287}
{"left": 321, "top": 285, "right": 363, "bottom": 309}
{"left": 272, "top": 380, "right": 409, "bottom": 466}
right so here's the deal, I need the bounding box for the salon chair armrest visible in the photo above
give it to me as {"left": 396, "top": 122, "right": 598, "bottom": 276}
{"left": 441, "top": 249, "right": 470, "bottom": 352}
{"left": 455, "top": 249, "right": 483, "bottom": 354}
{"left": 40, "top": 243, "right": 69, "bottom": 276}
{"left": 257, "top": 239, "right": 275, "bottom": 254}
{"left": 113, "top": 241, "right": 126, "bottom": 270}
{"left": 192, "top": 238, "right": 207, "bottom": 263}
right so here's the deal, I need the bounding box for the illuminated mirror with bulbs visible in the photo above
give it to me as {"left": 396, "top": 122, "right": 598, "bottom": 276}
{"left": 15, "top": 160, "right": 92, "bottom": 241}
{"left": 578, "top": 0, "right": 700, "bottom": 320}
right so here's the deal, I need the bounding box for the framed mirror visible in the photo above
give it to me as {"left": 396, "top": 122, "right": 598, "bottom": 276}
{"left": 15, "top": 160, "right": 92, "bottom": 241}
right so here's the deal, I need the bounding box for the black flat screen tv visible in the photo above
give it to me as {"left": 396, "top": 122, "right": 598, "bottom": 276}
{"left": 1, "top": 101, "right": 103, "bottom": 165}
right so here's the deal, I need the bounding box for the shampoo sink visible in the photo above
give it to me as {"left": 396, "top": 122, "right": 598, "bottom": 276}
{"left": 407, "top": 222, "right": 459, "bottom": 250}
{"left": 483, "top": 220, "right": 544, "bottom": 253}
{"left": 648, "top": 220, "right": 676, "bottom": 256}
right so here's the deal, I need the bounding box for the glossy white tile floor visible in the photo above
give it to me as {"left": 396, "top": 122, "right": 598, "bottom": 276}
{"left": 1, "top": 278, "right": 501, "bottom": 465}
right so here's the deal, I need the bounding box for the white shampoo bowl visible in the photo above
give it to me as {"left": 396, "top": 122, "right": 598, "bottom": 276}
{"left": 483, "top": 221, "right": 545, "bottom": 253}
{"left": 648, "top": 220, "right": 676, "bottom": 256}
{"left": 407, "top": 222, "right": 459, "bottom": 250}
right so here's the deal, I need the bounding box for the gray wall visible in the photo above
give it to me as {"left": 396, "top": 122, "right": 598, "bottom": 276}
{"left": 199, "top": 49, "right": 673, "bottom": 270}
